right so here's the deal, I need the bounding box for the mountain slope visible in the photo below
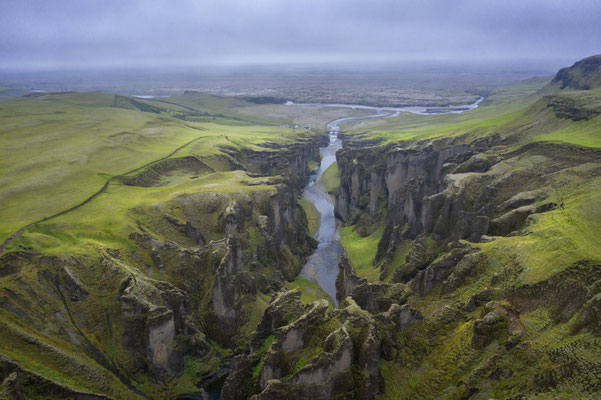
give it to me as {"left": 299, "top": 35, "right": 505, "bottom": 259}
{"left": 546, "top": 54, "right": 601, "bottom": 91}
{"left": 228, "top": 55, "right": 601, "bottom": 400}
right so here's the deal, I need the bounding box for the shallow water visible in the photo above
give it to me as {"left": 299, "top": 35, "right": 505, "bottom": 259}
{"left": 298, "top": 125, "right": 344, "bottom": 305}
{"left": 297, "top": 98, "right": 482, "bottom": 306}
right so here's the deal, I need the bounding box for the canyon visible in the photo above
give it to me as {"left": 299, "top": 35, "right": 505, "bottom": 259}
{"left": 1, "top": 55, "right": 601, "bottom": 399}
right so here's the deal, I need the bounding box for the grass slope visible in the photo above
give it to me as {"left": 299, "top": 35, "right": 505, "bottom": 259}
{"left": 316, "top": 162, "right": 339, "bottom": 194}
{"left": 338, "top": 61, "right": 601, "bottom": 399}
{"left": 298, "top": 199, "right": 319, "bottom": 236}
{"left": 0, "top": 92, "right": 315, "bottom": 245}
{"left": 0, "top": 89, "right": 343, "bottom": 398}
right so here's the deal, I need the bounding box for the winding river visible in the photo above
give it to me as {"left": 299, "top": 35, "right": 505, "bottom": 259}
{"left": 297, "top": 98, "right": 483, "bottom": 306}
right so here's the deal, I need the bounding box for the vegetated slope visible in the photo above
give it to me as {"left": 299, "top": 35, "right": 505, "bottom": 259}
{"left": 546, "top": 54, "right": 601, "bottom": 91}
{"left": 316, "top": 162, "right": 340, "bottom": 195}
{"left": 3, "top": 54, "right": 601, "bottom": 400}
{"left": 136, "top": 92, "right": 374, "bottom": 130}
{"left": 216, "top": 55, "right": 601, "bottom": 400}
{"left": 0, "top": 91, "right": 332, "bottom": 245}
{"left": 309, "top": 55, "right": 601, "bottom": 399}
{"left": 0, "top": 91, "right": 337, "bottom": 399}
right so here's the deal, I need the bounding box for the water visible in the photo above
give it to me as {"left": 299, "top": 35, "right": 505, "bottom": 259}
{"left": 297, "top": 97, "right": 483, "bottom": 306}
{"left": 298, "top": 123, "right": 344, "bottom": 306}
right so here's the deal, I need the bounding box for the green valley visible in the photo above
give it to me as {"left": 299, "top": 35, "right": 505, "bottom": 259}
{"left": 2, "top": 51, "right": 601, "bottom": 400}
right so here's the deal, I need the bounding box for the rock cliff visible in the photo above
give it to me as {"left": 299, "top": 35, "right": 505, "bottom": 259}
{"left": 0, "top": 132, "right": 328, "bottom": 399}
{"left": 328, "top": 120, "right": 601, "bottom": 399}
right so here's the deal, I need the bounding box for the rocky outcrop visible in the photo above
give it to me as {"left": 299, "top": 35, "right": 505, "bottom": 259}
{"left": 119, "top": 271, "right": 207, "bottom": 381}
{"left": 350, "top": 282, "right": 407, "bottom": 314}
{"left": 122, "top": 156, "right": 215, "bottom": 187}
{"left": 335, "top": 252, "right": 365, "bottom": 304}
{"left": 225, "top": 292, "right": 383, "bottom": 400}
{"left": 206, "top": 177, "right": 317, "bottom": 345}
{"left": 544, "top": 93, "right": 601, "bottom": 121}
{"left": 0, "top": 354, "right": 111, "bottom": 400}
{"left": 57, "top": 266, "right": 89, "bottom": 302}
{"left": 382, "top": 303, "right": 423, "bottom": 331}
{"left": 251, "top": 289, "right": 305, "bottom": 351}
{"left": 472, "top": 310, "right": 507, "bottom": 349}
{"left": 335, "top": 139, "right": 498, "bottom": 267}
{"left": 489, "top": 202, "right": 555, "bottom": 236}
{"left": 548, "top": 54, "right": 601, "bottom": 91}
{"left": 239, "top": 134, "right": 328, "bottom": 190}
{"left": 275, "top": 300, "right": 329, "bottom": 354}
{"left": 411, "top": 248, "right": 482, "bottom": 297}
{"left": 337, "top": 252, "right": 409, "bottom": 313}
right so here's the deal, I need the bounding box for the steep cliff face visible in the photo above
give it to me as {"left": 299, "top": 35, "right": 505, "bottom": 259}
{"left": 0, "top": 133, "right": 327, "bottom": 399}
{"left": 335, "top": 145, "right": 388, "bottom": 222}
{"left": 547, "top": 54, "right": 601, "bottom": 91}
{"left": 227, "top": 135, "right": 328, "bottom": 190}
{"left": 119, "top": 268, "right": 207, "bottom": 381}
{"left": 332, "top": 127, "right": 601, "bottom": 399}
{"left": 205, "top": 178, "right": 318, "bottom": 346}
{"left": 222, "top": 290, "right": 387, "bottom": 400}
{"left": 336, "top": 137, "right": 500, "bottom": 265}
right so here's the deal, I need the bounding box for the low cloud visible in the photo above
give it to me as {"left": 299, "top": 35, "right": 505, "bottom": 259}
{"left": 1, "top": 0, "right": 600, "bottom": 69}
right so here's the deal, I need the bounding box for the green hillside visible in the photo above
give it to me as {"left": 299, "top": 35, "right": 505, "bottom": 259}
{"left": 334, "top": 55, "right": 601, "bottom": 400}
{"left": 2, "top": 55, "right": 601, "bottom": 399}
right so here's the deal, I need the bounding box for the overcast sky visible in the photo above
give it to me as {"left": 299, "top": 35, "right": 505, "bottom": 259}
{"left": 1, "top": 0, "right": 601, "bottom": 70}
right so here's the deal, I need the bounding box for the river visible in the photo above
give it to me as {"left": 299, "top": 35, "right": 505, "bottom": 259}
{"left": 297, "top": 98, "right": 483, "bottom": 306}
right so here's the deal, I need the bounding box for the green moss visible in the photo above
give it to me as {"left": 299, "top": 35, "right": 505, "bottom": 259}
{"left": 239, "top": 292, "right": 271, "bottom": 342}
{"left": 316, "top": 162, "right": 339, "bottom": 194}
{"left": 294, "top": 357, "right": 309, "bottom": 372}
{"left": 173, "top": 351, "right": 222, "bottom": 395}
{"left": 381, "top": 241, "right": 411, "bottom": 282}
{"left": 340, "top": 225, "right": 384, "bottom": 281}
{"left": 292, "top": 346, "right": 323, "bottom": 374}
{"left": 476, "top": 175, "right": 601, "bottom": 285}
{"left": 252, "top": 335, "right": 275, "bottom": 379}
{"left": 285, "top": 277, "right": 332, "bottom": 306}
{"left": 298, "top": 200, "right": 319, "bottom": 236}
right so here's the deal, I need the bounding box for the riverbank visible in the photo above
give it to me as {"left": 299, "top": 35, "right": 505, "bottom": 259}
{"left": 297, "top": 97, "right": 483, "bottom": 305}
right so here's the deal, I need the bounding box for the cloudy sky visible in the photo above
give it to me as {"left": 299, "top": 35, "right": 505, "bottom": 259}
{"left": 1, "top": 0, "right": 600, "bottom": 70}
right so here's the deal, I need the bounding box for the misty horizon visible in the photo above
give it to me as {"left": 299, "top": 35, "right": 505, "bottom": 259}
{"left": 2, "top": 0, "right": 601, "bottom": 71}
{"left": 0, "top": 59, "right": 560, "bottom": 99}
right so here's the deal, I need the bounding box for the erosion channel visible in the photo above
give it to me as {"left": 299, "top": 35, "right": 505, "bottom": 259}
{"left": 298, "top": 98, "right": 482, "bottom": 305}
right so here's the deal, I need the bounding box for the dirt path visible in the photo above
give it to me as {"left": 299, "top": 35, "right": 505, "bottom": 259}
{"left": 0, "top": 134, "right": 208, "bottom": 256}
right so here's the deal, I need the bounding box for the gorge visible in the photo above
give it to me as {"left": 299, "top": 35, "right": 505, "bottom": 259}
{"left": 2, "top": 55, "right": 601, "bottom": 400}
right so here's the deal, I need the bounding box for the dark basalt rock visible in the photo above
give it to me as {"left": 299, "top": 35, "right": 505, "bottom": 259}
{"left": 544, "top": 94, "right": 601, "bottom": 121}
{"left": 381, "top": 303, "right": 423, "bottom": 331}
{"left": 411, "top": 247, "right": 472, "bottom": 296}
{"left": 119, "top": 271, "right": 206, "bottom": 381}
{"left": 489, "top": 202, "right": 556, "bottom": 236}
{"left": 472, "top": 310, "right": 507, "bottom": 349}
{"left": 58, "top": 267, "right": 89, "bottom": 302}
{"left": 336, "top": 252, "right": 366, "bottom": 304}
{"left": 240, "top": 291, "right": 383, "bottom": 400}
{"left": 220, "top": 354, "right": 255, "bottom": 400}
{"left": 550, "top": 54, "right": 601, "bottom": 90}
{"left": 336, "top": 138, "right": 495, "bottom": 270}
{"left": 251, "top": 289, "right": 304, "bottom": 352}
